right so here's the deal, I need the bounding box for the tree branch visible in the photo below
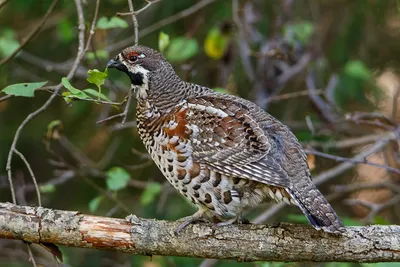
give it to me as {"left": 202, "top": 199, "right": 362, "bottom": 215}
{"left": 0, "top": 203, "right": 399, "bottom": 262}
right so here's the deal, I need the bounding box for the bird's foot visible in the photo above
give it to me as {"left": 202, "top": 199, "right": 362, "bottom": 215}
{"left": 213, "top": 214, "right": 248, "bottom": 228}
{"left": 175, "top": 210, "right": 206, "bottom": 235}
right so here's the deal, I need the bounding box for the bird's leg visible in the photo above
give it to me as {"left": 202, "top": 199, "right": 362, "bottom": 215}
{"left": 175, "top": 210, "right": 207, "bottom": 234}
{"left": 213, "top": 213, "right": 246, "bottom": 227}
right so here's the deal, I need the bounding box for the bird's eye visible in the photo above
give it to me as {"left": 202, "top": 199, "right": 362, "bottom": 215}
{"left": 129, "top": 55, "right": 138, "bottom": 62}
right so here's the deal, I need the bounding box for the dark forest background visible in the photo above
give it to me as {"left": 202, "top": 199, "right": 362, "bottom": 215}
{"left": 1, "top": 0, "right": 400, "bottom": 266}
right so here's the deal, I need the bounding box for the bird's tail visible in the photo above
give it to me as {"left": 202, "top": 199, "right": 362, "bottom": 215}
{"left": 286, "top": 181, "right": 344, "bottom": 234}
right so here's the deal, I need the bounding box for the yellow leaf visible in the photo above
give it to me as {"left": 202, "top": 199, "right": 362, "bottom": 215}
{"left": 204, "top": 27, "right": 229, "bottom": 60}
{"left": 307, "top": 154, "right": 316, "bottom": 171}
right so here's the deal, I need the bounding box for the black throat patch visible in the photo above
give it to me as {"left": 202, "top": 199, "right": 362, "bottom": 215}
{"left": 128, "top": 72, "right": 144, "bottom": 86}
{"left": 113, "top": 64, "right": 144, "bottom": 86}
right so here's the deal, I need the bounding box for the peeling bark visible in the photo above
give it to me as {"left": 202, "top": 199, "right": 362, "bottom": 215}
{"left": 0, "top": 202, "right": 399, "bottom": 262}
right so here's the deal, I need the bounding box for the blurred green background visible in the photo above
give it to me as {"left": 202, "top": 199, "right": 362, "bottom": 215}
{"left": 1, "top": 0, "right": 400, "bottom": 266}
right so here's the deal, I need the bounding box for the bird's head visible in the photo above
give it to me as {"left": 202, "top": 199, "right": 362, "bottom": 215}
{"left": 107, "top": 45, "right": 170, "bottom": 88}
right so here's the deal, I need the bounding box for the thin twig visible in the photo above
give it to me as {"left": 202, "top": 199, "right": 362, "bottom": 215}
{"left": 305, "top": 149, "right": 400, "bottom": 175}
{"left": 26, "top": 244, "right": 38, "bottom": 267}
{"left": 121, "top": 89, "right": 134, "bottom": 125}
{"left": 348, "top": 119, "right": 395, "bottom": 131}
{"left": 127, "top": 0, "right": 139, "bottom": 45}
{"left": 264, "top": 89, "right": 324, "bottom": 104}
{"left": 6, "top": 0, "right": 86, "bottom": 204}
{"left": 107, "top": 0, "right": 218, "bottom": 52}
{"left": 333, "top": 181, "right": 400, "bottom": 195}
{"left": 0, "top": 94, "right": 12, "bottom": 102}
{"left": 24, "top": 171, "right": 75, "bottom": 193}
{"left": 313, "top": 136, "right": 392, "bottom": 185}
{"left": 96, "top": 112, "right": 125, "bottom": 124}
{"left": 72, "top": 97, "right": 121, "bottom": 106}
{"left": 325, "top": 74, "right": 338, "bottom": 106}
{"left": 14, "top": 149, "right": 41, "bottom": 206}
{"left": 392, "top": 85, "right": 400, "bottom": 122}
{"left": 306, "top": 133, "right": 388, "bottom": 149}
{"left": 345, "top": 112, "right": 395, "bottom": 130}
{"left": 0, "top": 0, "right": 60, "bottom": 66}
{"left": 126, "top": 160, "right": 153, "bottom": 171}
{"left": 305, "top": 115, "right": 316, "bottom": 136}
{"left": 345, "top": 195, "right": 400, "bottom": 223}
{"left": 117, "top": 0, "right": 161, "bottom": 16}
{"left": 232, "top": 0, "right": 255, "bottom": 82}
{"left": 277, "top": 52, "right": 313, "bottom": 87}
{"left": 0, "top": 0, "right": 12, "bottom": 9}
{"left": 110, "top": 121, "right": 137, "bottom": 131}
{"left": 83, "top": 0, "right": 101, "bottom": 54}
{"left": 306, "top": 70, "right": 338, "bottom": 123}
{"left": 96, "top": 89, "right": 134, "bottom": 125}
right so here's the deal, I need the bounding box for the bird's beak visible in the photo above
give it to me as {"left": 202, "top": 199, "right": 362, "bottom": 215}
{"left": 107, "top": 58, "right": 122, "bottom": 69}
{"left": 107, "top": 56, "right": 129, "bottom": 74}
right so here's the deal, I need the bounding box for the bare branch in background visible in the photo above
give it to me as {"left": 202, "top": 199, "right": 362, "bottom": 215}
{"left": 13, "top": 149, "right": 41, "bottom": 206}
{"left": 5, "top": 0, "right": 96, "bottom": 204}
{"left": 117, "top": 0, "right": 161, "bottom": 17}
{"left": 345, "top": 196, "right": 400, "bottom": 223}
{"left": 0, "top": 0, "right": 60, "bottom": 66}
{"left": 313, "top": 136, "right": 393, "bottom": 185}
{"left": 0, "top": 0, "right": 12, "bottom": 9}
{"left": 263, "top": 88, "right": 324, "bottom": 104}
{"left": 108, "top": 0, "right": 219, "bottom": 52}
{"left": 306, "top": 70, "right": 340, "bottom": 123}
{"left": 232, "top": 0, "right": 255, "bottom": 82}
{"left": 26, "top": 244, "right": 38, "bottom": 267}
{"left": 126, "top": 0, "right": 139, "bottom": 45}
{"left": 0, "top": 95, "right": 12, "bottom": 103}
{"left": 305, "top": 149, "right": 400, "bottom": 175}
{"left": 306, "top": 133, "right": 386, "bottom": 149}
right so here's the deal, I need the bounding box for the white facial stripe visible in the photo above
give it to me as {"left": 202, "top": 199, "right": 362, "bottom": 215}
{"left": 130, "top": 64, "right": 150, "bottom": 100}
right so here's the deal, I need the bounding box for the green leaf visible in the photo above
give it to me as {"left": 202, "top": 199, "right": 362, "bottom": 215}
{"left": 83, "top": 89, "right": 111, "bottom": 101}
{"left": 165, "top": 37, "right": 199, "bottom": 62}
{"left": 87, "top": 69, "right": 108, "bottom": 90}
{"left": 158, "top": 32, "right": 170, "bottom": 52}
{"left": 39, "top": 184, "right": 56, "bottom": 193}
{"left": 61, "top": 78, "right": 91, "bottom": 102}
{"left": 89, "top": 196, "right": 103, "bottom": 213}
{"left": 1, "top": 81, "right": 47, "bottom": 97}
{"left": 106, "top": 167, "right": 130, "bottom": 191}
{"left": 61, "top": 77, "right": 81, "bottom": 94}
{"left": 87, "top": 69, "right": 108, "bottom": 100}
{"left": 140, "top": 182, "right": 162, "bottom": 206}
{"left": 0, "top": 28, "right": 20, "bottom": 58}
{"left": 344, "top": 60, "right": 371, "bottom": 80}
{"left": 97, "top": 16, "right": 128, "bottom": 29}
